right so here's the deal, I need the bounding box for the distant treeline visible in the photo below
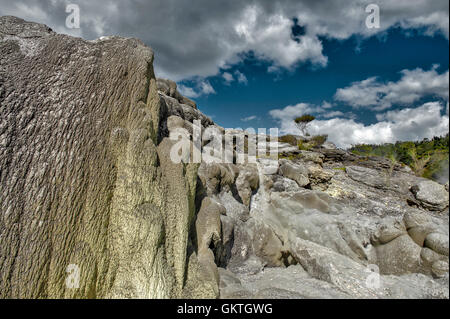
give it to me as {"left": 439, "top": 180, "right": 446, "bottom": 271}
{"left": 349, "top": 134, "right": 449, "bottom": 182}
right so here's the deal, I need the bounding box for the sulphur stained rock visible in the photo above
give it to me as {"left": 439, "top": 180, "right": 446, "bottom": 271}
{"left": 0, "top": 16, "right": 213, "bottom": 299}
{"left": 306, "top": 163, "right": 335, "bottom": 186}
{"left": 182, "top": 197, "right": 224, "bottom": 298}
{"left": 161, "top": 93, "right": 213, "bottom": 127}
{"left": 374, "top": 235, "right": 423, "bottom": 275}
{"left": 196, "top": 197, "right": 223, "bottom": 253}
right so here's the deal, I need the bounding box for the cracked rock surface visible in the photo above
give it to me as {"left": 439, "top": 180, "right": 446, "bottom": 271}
{"left": 0, "top": 16, "right": 216, "bottom": 299}
{"left": 0, "top": 17, "right": 448, "bottom": 299}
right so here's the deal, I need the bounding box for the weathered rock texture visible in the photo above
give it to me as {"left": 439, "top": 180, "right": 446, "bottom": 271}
{"left": 192, "top": 134, "right": 449, "bottom": 299}
{"left": 0, "top": 16, "right": 449, "bottom": 300}
{"left": 0, "top": 16, "right": 216, "bottom": 298}
{"left": 208, "top": 143, "right": 449, "bottom": 298}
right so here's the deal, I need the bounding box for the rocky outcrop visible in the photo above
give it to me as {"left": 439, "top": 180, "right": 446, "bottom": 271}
{"left": 156, "top": 78, "right": 197, "bottom": 109}
{"left": 194, "top": 138, "right": 449, "bottom": 298}
{"left": 278, "top": 160, "right": 310, "bottom": 187}
{"left": 158, "top": 80, "right": 213, "bottom": 140}
{"left": 0, "top": 16, "right": 448, "bottom": 300}
{"left": 411, "top": 180, "right": 449, "bottom": 211}
{"left": 0, "top": 16, "right": 217, "bottom": 299}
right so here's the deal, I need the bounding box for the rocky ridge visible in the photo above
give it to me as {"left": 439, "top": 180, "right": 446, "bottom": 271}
{"left": 0, "top": 17, "right": 448, "bottom": 299}
{"left": 159, "top": 77, "right": 449, "bottom": 298}
{"left": 193, "top": 141, "right": 449, "bottom": 298}
{"left": 0, "top": 16, "right": 214, "bottom": 298}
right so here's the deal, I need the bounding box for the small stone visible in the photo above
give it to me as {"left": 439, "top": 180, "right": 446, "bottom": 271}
{"left": 431, "top": 260, "right": 449, "bottom": 278}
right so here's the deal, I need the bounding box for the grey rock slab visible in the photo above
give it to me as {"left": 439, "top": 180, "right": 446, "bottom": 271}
{"left": 411, "top": 180, "right": 449, "bottom": 211}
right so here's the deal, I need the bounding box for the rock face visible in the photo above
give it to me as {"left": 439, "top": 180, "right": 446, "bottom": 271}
{"left": 0, "top": 16, "right": 216, "bottom": 298}
{"left": 156, "top": 78, "right": 197, "bottom": 109}
{"left": 0, "top": 17, "right": 449, "bottom": 300}
{"left": 195, "top": 136, "right": 449, "bottom": 298}
{"left": 279, "top": 160, "right": 310, "bottom": 187}
{"left": 208, "top": 150, "right": 449, "bottom": 298}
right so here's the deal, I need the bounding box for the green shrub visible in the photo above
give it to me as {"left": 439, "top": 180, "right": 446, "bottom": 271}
{"left": 297, "top": 140, "right": 313, "bottom": 151}
{"left": 294, "top": 114, "right": 316, "bottom": 124}
{"left": 294, "top": 114, "right": 315, "bottom": 136}
{"left": 348, "top": 134, "right": 449, "bottom": 181}
{"left": 278, "top": 134, "right": 298, "bottom": 146}
{"left": 310, "top": 134, "right": 328, "bottom": 147}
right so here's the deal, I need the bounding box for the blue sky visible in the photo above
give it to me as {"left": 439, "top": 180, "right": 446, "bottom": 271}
{"left": 187, "top": 27, "right": 449, "bottom": 131}
{"left": 1, "top": 0, "right": 448, "bottom": 148}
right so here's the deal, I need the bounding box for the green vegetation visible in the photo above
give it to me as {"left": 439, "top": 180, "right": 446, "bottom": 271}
{"left": 294, "top": 114, "right": 315, "bottom": 136}
{"left": 278, "top": 134, "right": 298, "bottom": 146}
{"left": 295, "top": 114, "right": 316, "bottom": 123}
{"left": 349, "top": 134, "right": 449, "bottom": 182}
{"left": 297, "top": 139, "right": 313, "bottom": 151}
{"left": 310, "top": 134, "right": 328, "bottom": 146}
{"left": 278, "top": 133, "right": 328, "bottom": 152}
{"left": 291, "top": 114, "right": 327, "bottom": 150}
{"left": 298, "top": 134, "right": 328, "bottom": 151}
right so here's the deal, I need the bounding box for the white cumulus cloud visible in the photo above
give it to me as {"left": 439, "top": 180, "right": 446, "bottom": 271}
{"left": 221, "top": 70, "right": 247, "bottom": 85}
{"left": 270, "top": 101, "right": 449, "bottom": 148}
{"left": 178, "top": 81, "right": 216, "bottom": 98}
{"left": 235, "top": 70, "right": 248, "bottom": 84}
{"left": 335, "top": 66, "right": 449, "bottom": 110}
{"left": 222, "top": 72, "right": 234, "bottom": 84}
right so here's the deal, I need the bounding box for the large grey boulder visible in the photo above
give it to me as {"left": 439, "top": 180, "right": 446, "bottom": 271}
{"left": 290, "top": 236, "right": 448, "bottom": 298}
{"left": 278, "top": 160, "right": 310, "bottom": 187}
{"left": 0, "top": 16, "right": 214, "bottom": 299}
{"left": 346, "top": 165, "right": 388, "bottom": 189}
{"left": 411, "top": 180, "right": 449, "bottom": 211}
{"left": 307, "top": 163, "right": 335, "bottom": 187}
{"left": 222, "top": 265, "right": 350, "bottom": 299}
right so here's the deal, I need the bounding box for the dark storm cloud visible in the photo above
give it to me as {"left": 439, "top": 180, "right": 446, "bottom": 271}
{"left": 1, "top": 0, "right": 448, "bottom": 80}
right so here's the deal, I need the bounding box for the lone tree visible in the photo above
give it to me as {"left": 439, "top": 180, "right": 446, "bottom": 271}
{"left": 294, "top": 114, "right": 315, "bottom": 136}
